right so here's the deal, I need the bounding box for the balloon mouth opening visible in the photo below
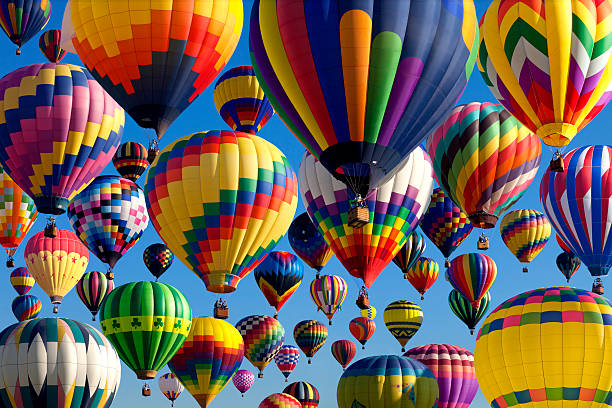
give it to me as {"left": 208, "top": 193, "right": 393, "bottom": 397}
{"left": 33, "top": 196, "right": 69, "bottom": 215}
{"left": 206, "top": 284, "right": 237, "bottom": 294}
{"left": 136, "top": 370, "right": 157, "bottom": 380}
{"left": 50, "top": 296, "right": 63, "bottom": 304}
{"left": 468, "top": 212, "right": 497, "bottom": 229}
{"left": 536, "top": 123, "right": 576, "bottom": 147}
{"left": 203, "top": 273, "right": 240, "bottom": 293}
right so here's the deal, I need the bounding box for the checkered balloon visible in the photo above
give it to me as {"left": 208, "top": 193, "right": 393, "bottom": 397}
{"left": 236, "top": 315, "right": 285, "bottom": 377}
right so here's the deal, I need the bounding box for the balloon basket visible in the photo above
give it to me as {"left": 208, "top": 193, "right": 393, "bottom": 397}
{"left": 214, "top": 298, "right": 229, "bottom": 319}
{"left": 593, "top": 279, "right": 605, "bottom": 295}
{"left": 444, "top": 259, "right": 450, "bottom": 268}
{"left": 141, "top": 384, "right": 151, "bottom": 397}
{"left": 258, "top": 373, "right": 263, "bottom": 379}
{"left": 550, "top": 155, "right": 565, "bottom": 173}
{"left": 106, "top": 270, "right": 114, "bottom": 280}
{"left": 356, "top": 295, "right": 369, "bottom": 310}
{"left": 348, "top": 206, "right": 369, "bottom": 229}
{"left": 53, "top": 306, "right": 58, "bottom": 314}
{"left": 523, "top": 267, "right": 528, "bottom": 273}
{"left": 477, "top": 234, "right": 489, "bottom": 250}
{"left": 5, "top": 258, "right": 14, "bottom": 268}
{"left": 285, "top": 378, "right": 288, "bottom": 382}
{"left": 308, "top": 359, "right": 312, "bottom": 364}
{"left": 147, "top": 139, "right": 159, "bottom": 164}
{"left": 44, "top": 218, "right": 57, "bottom": 238}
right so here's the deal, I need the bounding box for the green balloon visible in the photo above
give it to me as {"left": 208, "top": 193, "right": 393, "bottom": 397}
{"left": 448, "top": 289, "right": 490, "bottom": 335}
{"left": 99, "top": 281, "right": 192, "bottom": 379}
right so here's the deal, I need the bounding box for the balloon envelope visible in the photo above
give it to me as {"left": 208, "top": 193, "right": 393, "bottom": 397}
{"left": 331, "top": 340, "right": 357, "bottom": 370}
{"left": 405, "top": 257, "right": 439, "bottom": 299}
{"left": 392, "top": 230, "right": 427, "bottom": 274}
{"left": 11, "top": 294, "right": 41, "bottom": 321}
{"left": 76, "top": 271, "right": 114, "bottom": 320}
{"left": 0, "top": 0, "right": 51, "bottom": 53}
{"left": 233, "top": 370, "right": 255, "bottom": 395}
{"left": 287, "top": 212, "right": 333, "bottom": 273}
{"left": 0, "top": 168, "right": 37, "bottom": 250}
{"left": 235, "top": 315, "right": 285, "bottom": 376}
{"left": 39, "top": 29, "right": 66, "bottom": 62}
{"left": 309, "top": 274, "right": 348, "bottom": 324}
{"left": 254, "top": 251, "right": 304, "bottom": 313}
{"left": 349, "top": 317, "right": 376, "bottom": 348}
{"left": 448, "top": 253, "right": 497, "bottom": 307}
{"left": 9, "top": 267, "right": 35, "bottom": 295}
{"left": 274, "top": 345, "right": 300, "bottom": 381}
{"left": 159, "top": 373, "right": 184, "bottom": 406}
{"left": 383, "top": 301, "right": 423, "bottom": 351}
{"left": 448, "top": 289, "right": 490, "bottom": 335}
{"left": 143, "top": 243, "right": 174, "bottom": 280}
{"left": 556, "top": 252, "right": 581, "bottom": 283}
{"left": 112, "top": 142, "right": 149, "bottom": 182}
{"left": 293, "top": 320, "right": 328, "bottom": 360}
{"left": 259, "top": 393, "right": 302, "bottom": 408}
{"left": 500, "top": 209, "right": 551, "bottom": 266}
{"left": 283, "top": 381, "right": 319, "bottom": 408}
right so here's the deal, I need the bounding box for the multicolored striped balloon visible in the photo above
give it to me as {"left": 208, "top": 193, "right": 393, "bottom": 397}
{"left": 233, "top": 370, "right": 255, "bottom": 397}
{"left": 68, "top": 176, "right": 149, "bottom": 270}
{"left": 254, "top": 251, "right": 304, "bottom": 316}
{"left": 337, "top": 355, "right": 439, "bottom": 408}
{"left": 478, "top": 0, "right": 612, "bottom": 147}
{"left": 274, "top": 345, "right": 300, "bottom": 382}
{"left": 500, "top": 209, "right": 551, "bottom": 271}
{"left": 76, "top": 271, "right": 114, "bottom": 321}
{"left": 331, "top": 340, "right": 357, "bottom": 370}
{"left": 158, "top": 373, "right": 184, "bottom": 407}
{"left": 70, "top": 1, "right": 243, "bottom": 139}
{"left": 143, "top": 243, "right": 174, "bottom": 281}
{"left": 168, "top": 317, "right": 244, "bottom": 408}
{"left": 448, "top": 253, "right": 497, "bottom": 307}
{"left": 405, "top": 344, "right": 479, "bottom": 408}
{"left": 392, "top": 229, "right": 427, "bottom": 275}
{"left": 214, "top": 66, "right": 274, "bottom": 134}
{"left": 299, "top": 147, "right": 434, "bottom": 289}
{"left": 475, "top": 287, "right": 612, "bottom": 407}
{"left": 236, "top": 315, "right": 285, "bottom": 378}
{"left": 309, "top": 274, "right": 348, "bottom": 325}
{"left": 420, "top": 188, "right": 473, "bottom": 261}
{"left": 112, "top": 142, "right": 149, "bottom": 182}
{"left": 427, "top": 102, "right": 542, "bottom": 229}
{"left": 99, "top": 281, "right": 192, "bottom": 380}
{"left": 557, "top": 252, "right": 581, "bottom": 283}
{"left": 541, "top": 145, "right": 612, "bottom": 277}
{"left": 259, "top": 393, "right": 302, "bottom": 408}
{"left": 448, "top": 289, "right": 490, "bottom": 335}
{"left": 383, "top": 300, "right": 423, "bottom": 352}
{"left": 0, "top": 318, "right": 121, "bottom": 408}
{"left": 348, "top": 317, "right": 376, "bottom": 349}
{"left": 11, "top": 294, "right": 41, "bottom": 321}
{"left": 38, "top": 29, "right": 66, "bottom": 62}
{"left": 145, "top": 130, "right": 298, "bottom": 294}
{"left": 283, "top": 381, "right": 320, "bottom": 408}
{"left": 0, "top": 0, "right": 51, "bottom": 54}
{"left": 0, "top": 167, "right": 37, "bottom": 251}
{"left": 250, "top": 0, "right": 478, "bottom": 194}
{"left": 0, "top": 63, "right": 124, "bottom": 215}
{"left": 405, "top": 257, "right": 439, "bottom": 300}
{"left": 287, "top": 212, "right": 333, "bottom": 274}
{"left": 9, "top": 267, "right": 35, "bottom": 295}
{"left": 293, "top": 320, "right": 327, "bottom": 363}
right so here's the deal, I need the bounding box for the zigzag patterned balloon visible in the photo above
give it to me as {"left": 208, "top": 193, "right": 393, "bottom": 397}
{"left": 236, "top": 315, "right": 285, "bottom": 378}
{"left": 500, "top": 209, "right": 551, "bottom": 271}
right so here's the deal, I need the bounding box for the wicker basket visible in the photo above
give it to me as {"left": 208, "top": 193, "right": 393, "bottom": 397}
{"left": 348, "top": 206, "right": 369, "bottom": 228}
{"left": 477, "top": 237, "right": 489, "bottom": 250}
{"left": 550, "top": 156, "right": 565, "bottom": 172}
{"left": 214, "top": 306, "right": 229, "bottom": 319}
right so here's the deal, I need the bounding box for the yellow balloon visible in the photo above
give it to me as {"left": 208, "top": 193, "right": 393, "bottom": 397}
{"left": 475, "top": 287, "right": 612, "bottom": 407}
{"left": 383, "top": 300, "right": 423, "bottom": 352}
{"left": 24, "top": 229, "right": 89, "bottom": 309}
{"left": 360, "top": 306, "right": 376, "bottom": 319}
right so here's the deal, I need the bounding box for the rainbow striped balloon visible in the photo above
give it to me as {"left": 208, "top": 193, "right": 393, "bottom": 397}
{"left": 478, "top": 0, "right": 612, "bottom": 147}
{"left": 11, "top": 294, "right": 41, "bottom": 321}
{"left": 405, "top": 257, "right": 439, "bottom": 300}
{"left": 293, "top": 320, "right": 328, "bottom": 363}
{"left": 9, "top": 267, "right": 35, "bottom": 295}
{"left": 427, "top": 102, "right": 541, "bottom": 229}
{"left": 0, "top": 0, "right": 51, "bottom": 54}
{"left": 0, "top": 167, "right": 37, "bottom": 251}
{"left": 448, "top": 253, "right": 497, "bottom": 307}
{"left": 500, "top": 209, "right": 551, "bottom": 271}
{"left": 214, "top": 66, "right": 274, "bottom": 134}
{"left": 236, "top": 315, "right": 285, "bottom": 378}
{"left": 76, "top": 272, "right": 114, "bottom": 321}
{"left": 309, "top": 274, "right": 348, "bottom": 325}
{"left": 38, "top": 29, "right": 66, "bottom": 62}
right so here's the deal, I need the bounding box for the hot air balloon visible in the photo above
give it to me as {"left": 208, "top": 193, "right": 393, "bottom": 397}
{"left": 113, "top": 142, "right": 150, "bottom": 182}
{"left": 145, "top": 130, "right": 298, "bottom": 294}
{"left": 541, "top": 145, "right": 612, "bottom": 277}
{"left": 70, "top": 1, "right": 243, "bottom": 139}
{"left": 309, "top": 274, "right": 348, "bottom": 325}
{"left": 68, "top": 176, "right": 149, "bottom": 276}
{"left": 76, "top": 271, "right": 114, "bottom": 321}
{"left": 233, "top": 370, "right": 255, "bottom": 397}
{"left": 259, "top": 393, "right": 302, "bottom": 408}
{"left": 475, "top": 287, "right": 612, "bottom": 407}
{"left": 337, "top": 355, "right": 439, "bottom": 408}
{"left": 143, "top": 243, "right": 174, "bottom": 281}
{"left": 0, "top": 0, "right": 51, "bottom": 54}
{"left": 360, "top": 306, "right": 376, "bottom": 320}
{"left": 427, "top": 102, "right": 542, "bottom": 229}
{"left": 254, "top": 251, "right": 304, "bottom": 318}
{"left": 168, "top": 317, "right": 244, "bottom": 408}
{"left": 159, "top": 373, "right": 184, "bottom": 407}
{"left": 448, "top": 289, "right": 490, "bottom": 336}
{"left": 500, "top": 209, "right": 551, "bottom": 272}
{"left": 405, "top": 257, "right": 439, "bottom": 300}
{"left": 383, "top": 300, "right": 423, "bottom": 352}
{"left": 331, "top": 340, "right": 357, "bottom": 371}
{"left": 348, "top": 317, "right": 376, "bottom": 350}
{"left": 287, "top": 212, "right": 333, "bottom": 277}
{"left": 0, "top": 317, "right": 121, "bottom": 407}
{"left": 0, "top": 63, "right": 124, "bottom": 215}
{"left": 293, "top": 320, "right": 327, "bottom": 364}
{"left": 419, "top": 188, "right": 473, "bottom": 267}
{"left": 274, "top": 345, "right": 300, "bottom": 382}
{"left": 299, "top": 147, "right": 434, "bottom": 291}
{"left": 38, "top": 29, "right": 66, "bottom": 62}
{"left": 448, "top": 253, "right": 497, "bottom": 307}
{"left": 214, "top": 66, "right": 275, "bottom": 134}
{"left": 99, "top": 281, "right": 192, "bottom": 381}
{"left": 283, "top": 382, "right": 319, "bottom": 408}
{"left": 250, "top": 0, "right": 478, "bottom": 196}
{"left": 24, "top": 229, "right": 89, "bottom": 313}
{"left": 478, "top": 0, "right": 612, "bottom": 151}
{"left": 0, "top": 166, "right": 38, "bottom": 256}
{"left": 405, "top": 344, "right": 479, "bottom": 408}
{"left": 9, "top": 267, "right": 35, "bottom": 295}
{"left": 557, "top": 252, "right": 581, "bottom": 283}
{"left": 235, "top": 315, "right": 285, "bottom": 378}
{"left": 11, "top": 294, "right": 41, "bottom": 321}
{"left": 392, "top": 230, "right": 427, "bottom": 276}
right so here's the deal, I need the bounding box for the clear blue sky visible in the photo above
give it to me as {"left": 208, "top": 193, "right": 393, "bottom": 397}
{"left": 0, "top": 1, "right": 606, "bottom": 407}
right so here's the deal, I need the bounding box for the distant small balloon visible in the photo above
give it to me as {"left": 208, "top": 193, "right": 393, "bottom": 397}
{"left": 39, "top": 29, "right": 66, "bottom": 62}
{"left": 11, "top": 294, "right": 41, "bottom": 321}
